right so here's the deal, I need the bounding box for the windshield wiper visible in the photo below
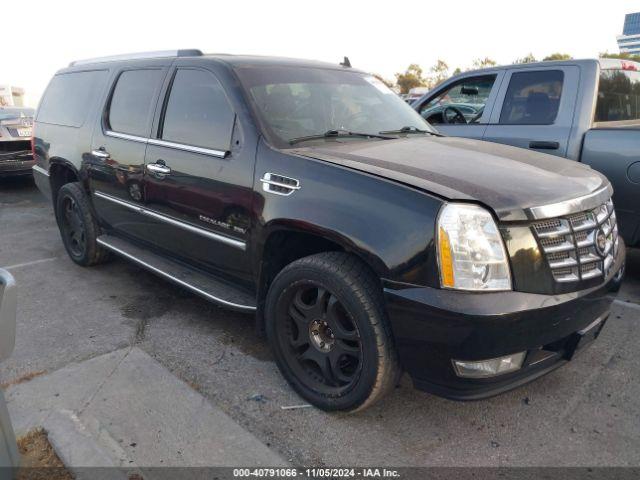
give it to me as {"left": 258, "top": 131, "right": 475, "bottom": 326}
{"left": 379, "top": 126, "right": 443, "bottom": 136}
{"left": 289, "top": 129, "right": 396, "bottom": 145}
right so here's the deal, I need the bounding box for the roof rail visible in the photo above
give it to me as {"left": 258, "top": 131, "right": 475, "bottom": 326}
{"left": 69, "top": 49, "right": 203, "bottom": 67}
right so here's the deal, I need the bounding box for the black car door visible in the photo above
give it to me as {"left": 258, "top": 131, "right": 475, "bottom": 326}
{"left": 141, "top": 63, "right": 255, "bottom": 285}
{"left": 88, "top": 62, "right": 169, "bottom": 242}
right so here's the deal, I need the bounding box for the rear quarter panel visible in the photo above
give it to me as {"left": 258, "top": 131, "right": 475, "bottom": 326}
{"left": 581, "top": 128, "right": 640, "bottom": 246}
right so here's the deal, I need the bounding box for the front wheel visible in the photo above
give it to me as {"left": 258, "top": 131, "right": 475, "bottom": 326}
{"left": 265, "top": 252, "right": 400, "bottom": 412}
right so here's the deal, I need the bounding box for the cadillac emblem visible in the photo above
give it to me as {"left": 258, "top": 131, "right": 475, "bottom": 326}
{"left": 595, "top": 228, "right": 607, "bottom": 257}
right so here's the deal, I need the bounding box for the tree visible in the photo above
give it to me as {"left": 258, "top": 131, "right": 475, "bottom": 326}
{"left": 514, "top": 53, "right": 537, "bottom": 64}
{"left": 472, "top": 57, "right": 497, "bottom": 69}
{"left": 395, "top": 64, "right": 426, "bottom": 94}
{"left": 543, "top": 53, "right": 573, "bottom": 61}
{"left": 429, "top": 59, "right": 450, "bottom": 86}
{"left": 453, "top": 67, "right": 463, "bottom": 75}
{"left": 600, "top": 51, "right": 640, "bottom": 62}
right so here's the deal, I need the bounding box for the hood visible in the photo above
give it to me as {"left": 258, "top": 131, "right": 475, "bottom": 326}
{"left": 291, "top": 136, "right": 610, "bottom": 221}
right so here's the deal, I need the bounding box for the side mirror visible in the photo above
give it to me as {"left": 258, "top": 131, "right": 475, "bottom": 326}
{"left": 461, "top": 85, "right": 479, "bottom": 95}
{"left": 0, "top": 269, "right": 16, "bottom": 362}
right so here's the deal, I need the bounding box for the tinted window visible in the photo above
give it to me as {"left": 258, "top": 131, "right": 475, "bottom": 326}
{"left": 499, "top": 70, "right": 564, "bottom": 125}
{"left": 37, "top": 71, "right": 108, "bottom": 127}
{"left": 420, "top": 75, "right": 496, "bottom": 125}
{"left": 161, "top": 69, "right": 235, "bottom": 151}
{"left": 108, "top": 69, "right": 164, "bottom": 136}
{"left": 595, "top": 69, "right": 640, "bottom": 125}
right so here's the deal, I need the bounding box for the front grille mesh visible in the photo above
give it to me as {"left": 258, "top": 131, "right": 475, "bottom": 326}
{"left": 532, "top": 198, "right": 619, "bottom": 283}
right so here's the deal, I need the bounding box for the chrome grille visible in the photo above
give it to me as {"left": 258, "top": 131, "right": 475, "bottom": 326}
{"left": 532, "top": 198, "right": 619, "bottom": 283}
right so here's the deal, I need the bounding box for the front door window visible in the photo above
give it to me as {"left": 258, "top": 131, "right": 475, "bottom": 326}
{"left": 419, "top": 75, "right": 497, "bottom": 125}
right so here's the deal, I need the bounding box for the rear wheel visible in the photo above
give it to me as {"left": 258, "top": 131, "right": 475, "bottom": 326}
{"left": 55, "top": 182, "right": 110, "bottom": 266}
{"left": 265, "top": 252, "right": 400, "bottom": 412}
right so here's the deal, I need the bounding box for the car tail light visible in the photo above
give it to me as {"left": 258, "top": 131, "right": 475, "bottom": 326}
{"left": 30, "top": 131, "right": 35, "bottom": 157}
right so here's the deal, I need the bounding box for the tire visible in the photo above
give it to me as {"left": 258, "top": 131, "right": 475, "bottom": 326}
{"left": 55, "top": 182, "right": 110, "bottom": 266}
{"left": 265, "top": 252, "right": 400, "bottom": 412}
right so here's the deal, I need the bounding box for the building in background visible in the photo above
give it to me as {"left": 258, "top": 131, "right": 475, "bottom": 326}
{"left": 0, "top": 86, "right": 25, "bottom": 107}
{"left": 617, "top": 12, "right": 640, "bottom": 56}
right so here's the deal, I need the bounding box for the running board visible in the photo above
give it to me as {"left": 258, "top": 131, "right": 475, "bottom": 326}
{"left": 97, "top": 234, "right": 256, "bottom": 312}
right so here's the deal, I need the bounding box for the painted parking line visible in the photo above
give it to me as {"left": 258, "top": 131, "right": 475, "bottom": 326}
{"left": 614, "top": 299, "right": 640, "bottom": 312}
{"left": 4, "top": 257, "right": 59, "bottom": 270}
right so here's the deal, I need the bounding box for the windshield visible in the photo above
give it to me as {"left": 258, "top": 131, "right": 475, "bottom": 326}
{"left": 235, "top": 66, "right": 435, "bottom": 147}
{"left": 0, "top": 108, "right": 35, "bottom": 121}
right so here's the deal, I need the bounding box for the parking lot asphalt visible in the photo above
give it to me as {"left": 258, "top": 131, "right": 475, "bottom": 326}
{"left": 1, "top": 176, "right": 639, "bottom": 467}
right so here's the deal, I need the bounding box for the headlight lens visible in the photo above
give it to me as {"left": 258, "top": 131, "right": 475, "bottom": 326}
{"left": 437, "top": 203, "right": 511, "bottom": 291}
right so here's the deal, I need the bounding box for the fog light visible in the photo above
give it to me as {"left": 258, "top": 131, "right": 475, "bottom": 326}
{"left": 452, "top": 352, "right": 526, "bottom": 378}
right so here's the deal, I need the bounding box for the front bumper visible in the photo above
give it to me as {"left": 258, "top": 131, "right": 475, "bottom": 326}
{"left": 383, "top": 241, "right": 625, "bottom": 400}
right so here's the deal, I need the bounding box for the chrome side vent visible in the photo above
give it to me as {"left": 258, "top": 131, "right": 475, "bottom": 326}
{"left": 261, "top": 173, "right": 301, "bottom": 196}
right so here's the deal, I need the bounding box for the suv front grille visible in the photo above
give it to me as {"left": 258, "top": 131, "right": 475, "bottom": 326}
{"left": 532, "top": 198, "right": 619, "bottom": 283}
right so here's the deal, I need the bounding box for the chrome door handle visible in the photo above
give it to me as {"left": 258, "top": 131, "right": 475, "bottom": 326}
{"left": 91, "top": 149, "right": 110, "bottom": 159}
{"left": 147, "top": 163, "right": 171, "bottom": 175}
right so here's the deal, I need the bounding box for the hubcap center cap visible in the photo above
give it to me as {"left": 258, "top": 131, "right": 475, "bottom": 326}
{"left": 309, "top": 319, "right": 335, "bottom": 352}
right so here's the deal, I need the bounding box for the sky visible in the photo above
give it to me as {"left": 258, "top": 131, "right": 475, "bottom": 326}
{"left": 2, "top": 0, "right": 639, "bottom": 107}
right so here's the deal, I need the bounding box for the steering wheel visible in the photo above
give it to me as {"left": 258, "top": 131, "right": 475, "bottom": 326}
{"left": 441, "top": 106, "right": 467, "bottom": 124}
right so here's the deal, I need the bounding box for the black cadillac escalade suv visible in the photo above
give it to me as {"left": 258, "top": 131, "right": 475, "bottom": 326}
{"left": 32, "top": 50, "right": 625, "bottom": 412}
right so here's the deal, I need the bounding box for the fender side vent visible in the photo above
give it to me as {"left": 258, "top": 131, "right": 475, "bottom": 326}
{"left": 260, "top": 173, "right": 301, "bottom": 196}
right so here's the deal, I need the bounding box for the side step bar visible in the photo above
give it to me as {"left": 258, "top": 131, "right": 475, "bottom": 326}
{"left": 97, "top": 235, "right": 256, "bottom": 312}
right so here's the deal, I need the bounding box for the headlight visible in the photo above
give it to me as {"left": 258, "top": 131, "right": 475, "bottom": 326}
{"left": 437, "top": 203, "right": 511, "bottom": 291}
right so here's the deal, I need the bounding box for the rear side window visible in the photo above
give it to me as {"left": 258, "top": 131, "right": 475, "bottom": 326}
{"left": 160, "top": 69, "right": 235, "bottom": 151}
{"left": 499, "top": 70, "right": 564, "bottom": 125}
{"left": 595, "top": 69, "right": 640, "bottom": 125}
{"left": 108, "top": 69, "right": 164, "bottom": 137}
{"left": 37, "top": 71, "right": 108, "bottom": 127}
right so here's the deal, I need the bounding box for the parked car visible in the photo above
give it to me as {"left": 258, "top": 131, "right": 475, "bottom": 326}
{"left": 413, "top": 58, "right": 640, "bottom": 248}
{"left": 0, "top": 107, "right": 34, "bottom": 177}
{"left": 404, "top": 86, "right": 430, "bottom": 104}
{"left": 0, "top": 269, "right": 19, "bottom": 475}
{"left": 33, "top": 50, "right": 625, "bottom": 411}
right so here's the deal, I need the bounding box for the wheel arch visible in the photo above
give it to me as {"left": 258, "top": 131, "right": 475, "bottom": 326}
{"left": 49, "top": 158, "right": 82, "bottom": 207}
{"left": 254, "top": 221, "right": 386, "bottom": 333}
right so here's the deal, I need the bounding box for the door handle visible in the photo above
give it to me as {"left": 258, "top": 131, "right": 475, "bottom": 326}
{"left": 147, "top": 163, "right": 171, "bottom": 175}
{"left": 91, "top": 148, "right": 110, "bottom": 159}
{"left": 529, "top": 141, "right": 559, "bottom": 150}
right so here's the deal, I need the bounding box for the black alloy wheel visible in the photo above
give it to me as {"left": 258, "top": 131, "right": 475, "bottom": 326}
{"left": 55, "top": 182, "right": 110, "bottom": 266}
{"left": 265, "top": 252, "right": 400, "bottom": 412}
{"left": 278, "top": 282, "right": 363, "bottom": 395}
{"left": 60, "top": 196, "right": 86, "bottom": 258}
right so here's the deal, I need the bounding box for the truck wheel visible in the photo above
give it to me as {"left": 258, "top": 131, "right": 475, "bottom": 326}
{"left": 55, "top": 182, "right": 110, "bottom": 266}
{"left": 265, "top": 252, "right": 400, "bottom": 412}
